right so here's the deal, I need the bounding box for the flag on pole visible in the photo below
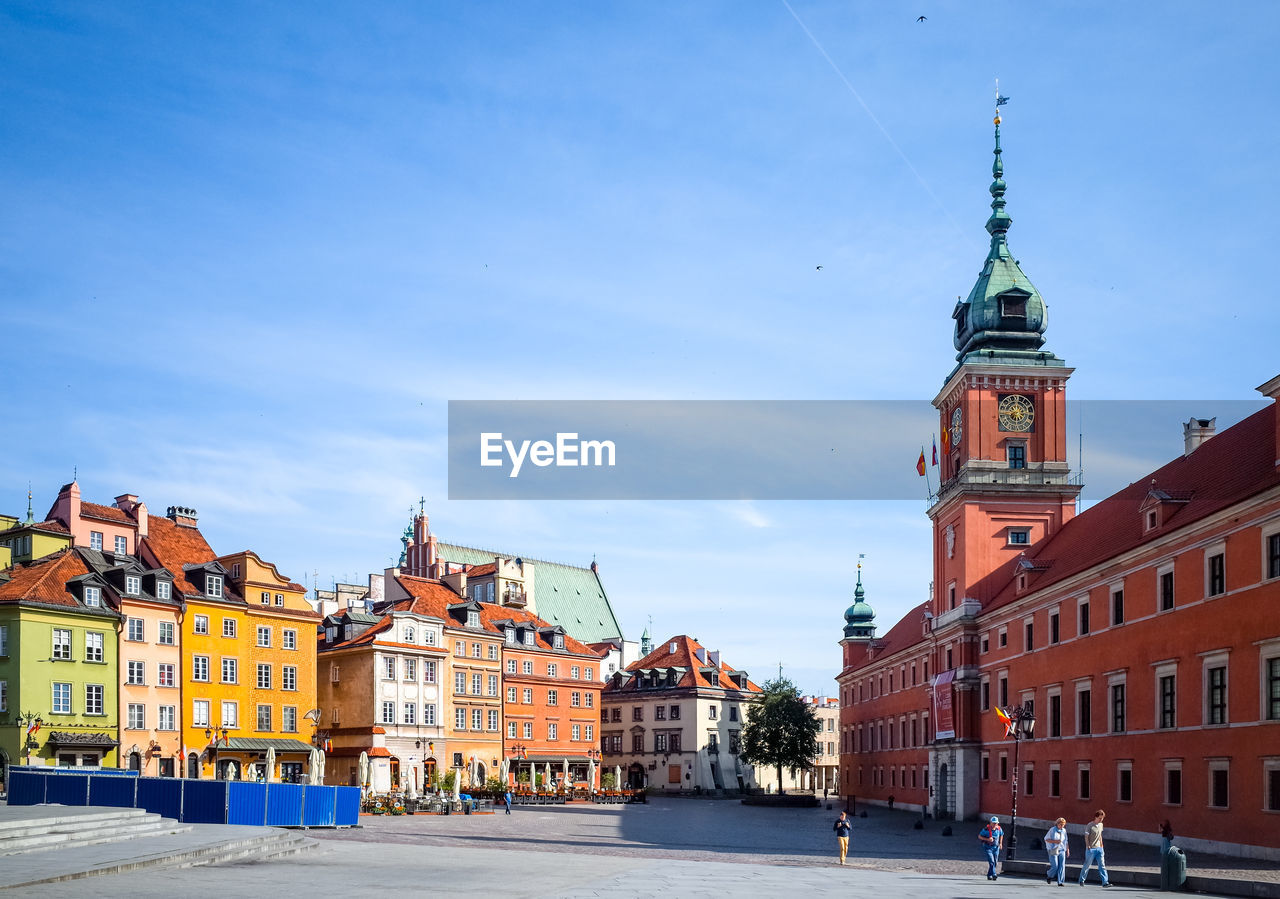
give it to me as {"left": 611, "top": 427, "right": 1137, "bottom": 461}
{"left": 941, "top": 425, "right": 950, "bottom": 450}
{"left": 994, "top": 706, "right": 1015, "bottom": 737}
{"left": 996, "top": 95, "right": 1010, "bottom": 107}
{"left": 26, "top": 720, "right": 40, "bottom": 737}
{"left": 916, "top": 449, "right": 927, "bottom": 476}
{"left": 932, "top": 437, "right": 939, "bottom": 466}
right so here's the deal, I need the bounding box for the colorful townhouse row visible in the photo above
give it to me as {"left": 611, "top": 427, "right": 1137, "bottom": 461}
{"left": 0, "top": 483, "right": 319, "bottom": 782}
{"left": 316, "top": 510, "right": 609, "bottom": 793}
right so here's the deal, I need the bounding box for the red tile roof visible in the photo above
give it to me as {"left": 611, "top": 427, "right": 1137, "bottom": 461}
{"left": 80, "top": 501, "right": 132, "bottom": 524}
{"left": 0, "top": 549, "right": 90, "bottom": 608}
{"left": 619, "top": 634, "right": 763, "bottom": 693}
{"left": 138, "top": 515, "right": 218, "bottom": 596}
{"left": 464, "top": 563, "right": 497, "bottom": 577}
{"left": 975, "top": 403, "right": 1280, "bottom": 613}
{"left": 478, "top": 603, "right": 601, "bottom": 658}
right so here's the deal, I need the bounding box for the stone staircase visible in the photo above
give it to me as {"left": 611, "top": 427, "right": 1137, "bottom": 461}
{"left": 0, "top": 806, "right": 318, "bottom": 890}
{"left": 0, "top": 807, "right": 190, "bottom": 856}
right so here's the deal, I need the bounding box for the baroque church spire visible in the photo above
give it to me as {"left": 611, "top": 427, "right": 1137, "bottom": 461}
{"left": 948, "top": 95, "right": 1064, "bottom": 379}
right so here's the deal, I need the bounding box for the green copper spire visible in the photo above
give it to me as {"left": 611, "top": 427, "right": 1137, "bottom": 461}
{"left": 948, "top": 103, "right": 1064, "bottom": 379}
{"left": 842, "top": 564, "right": 876, "bottom": 640}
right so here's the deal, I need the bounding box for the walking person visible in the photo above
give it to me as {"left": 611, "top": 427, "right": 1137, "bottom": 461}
{"left": 833, "top": 810, "right": 852, "bottom": 865}
{"left": 978, "top": 816, "right": 1004, "bottom": 881}
{"left": 1078, "top": 810, "right": 1111, "bottom": 887}
{"left": 1044, "top": 817, "right": 1069, "bottom": 886}
{"left": 504, "top": 790, "right": 512, "bottom": 815}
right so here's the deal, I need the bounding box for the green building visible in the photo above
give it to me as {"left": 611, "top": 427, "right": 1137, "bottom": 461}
{"left": 0, "top": 548, "right": 121, "bottom": 775}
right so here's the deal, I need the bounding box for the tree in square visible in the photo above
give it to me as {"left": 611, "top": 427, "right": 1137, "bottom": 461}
{"left": 739, "top": 676, "right": 821, "bottom": 794}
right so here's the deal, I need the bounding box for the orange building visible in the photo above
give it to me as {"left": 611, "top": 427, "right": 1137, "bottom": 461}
{"left": 483, "top": 605, "right": 603, "bottom": 788}
{"left": 838, "top": 117, "right": 1280, "bottom": 860}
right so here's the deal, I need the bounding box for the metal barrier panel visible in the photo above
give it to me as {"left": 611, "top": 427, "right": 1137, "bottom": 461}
{"left": 6, "top": 769, "right": 47, "bottom": 805}
{"left": 45, "top": 772, "right": 90, "bottom": 806}
{"left": 302, "top": 784, "right": 336, "bottom": 826}
{"left": 265, "top": 783, "right": 305, "bottom": 826}
{"left": 227, "top": 781, "right": 268, "bottom": 826}
{"left": 89, "top": 773, "right": 138, "bottom": 808}
{"left": 181, "top": 779, "right": 230, "bottom": 824}
{"left": 137, "top": 776, "right": 183, "bottom": 820}
{"left": 334, "top": 786, "right": 360, "bottom": 826}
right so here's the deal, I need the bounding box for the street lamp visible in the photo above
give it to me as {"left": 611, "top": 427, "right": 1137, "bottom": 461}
{"left": 17, "top": 712, "right": 43, "bottom": 765}
{"left": 586, "top": 748, "right": 601, "bottom": 761}
{"left": 1002, "top": 704, "right": 1036, "bottom": 862}
{"left": 205, "top": 725, "right": 230, "bottom": 779}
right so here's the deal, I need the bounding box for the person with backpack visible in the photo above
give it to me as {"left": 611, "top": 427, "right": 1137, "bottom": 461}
{"left": 833, "top": 810, "right": 852, "bottom": 865}
{"left": 978, "top": 816, "right": 1004, "bottom": 881}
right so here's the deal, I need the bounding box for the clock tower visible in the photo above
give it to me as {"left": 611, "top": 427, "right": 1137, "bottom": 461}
{"left": 925, "top": 107, "right": 1082, "bottom": 821}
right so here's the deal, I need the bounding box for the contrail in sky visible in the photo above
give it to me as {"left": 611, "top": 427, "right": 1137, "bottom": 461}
{"left": 780, "top": 0, "right": 973, "bottom": 247}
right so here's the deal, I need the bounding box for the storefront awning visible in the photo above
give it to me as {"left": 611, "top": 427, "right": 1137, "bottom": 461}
{"left": 511, "top": 755, "right": 596, "bottom": 764}
{"left": 222, "top": 737, "right": 315, "bottom": 754}
{"left": 48, "top": 731, "right": 118, "bottom": 748}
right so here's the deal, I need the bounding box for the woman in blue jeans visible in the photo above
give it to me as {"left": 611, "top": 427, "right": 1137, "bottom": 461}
{"left": 1043, "top": 817, "right": 1069, "bottom": 885}
{"left": 978, "top": 816, "right": 1004, "bottom": 881}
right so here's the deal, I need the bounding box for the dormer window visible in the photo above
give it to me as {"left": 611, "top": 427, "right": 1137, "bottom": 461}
{"left": 1146, "top": 510, "right": 1158, "bottom": 531}
{"left": 523, "top": 630, "right": 534, "bottom": 646}
{"left": 467, "top": 610, "right": 480, "bottom": 628}
{"left": 84, "top": 586, "right": 101, "bottom": 607}
{"left": 261, "top": 591, "right": 271, "bottom": 605}
{"left": 125, "top": 575, "right": 141, "bottom": 596}
{"left": 206, "top": 574, "right": 223, "bottom": 598}
{"left": 505, "top": 627, "right": 515, "bottom": 644}
{"left": 554, "top": 634, "right": 565, "bottom": 649}
{"left": 156, "top": 581, "right": 171, "bottom": 600}
{"left": 1000, "top": 292, "right": 1027, "bottom": 318}
{"left": 669, "top": 642, "right": 677, "bottom": 654}
{"left": 274, "top": 593, "right": 284, "bottom": 606}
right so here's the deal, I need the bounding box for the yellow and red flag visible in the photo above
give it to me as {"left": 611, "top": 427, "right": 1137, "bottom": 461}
{"left": 916, "top": 450, "right": 927, "bottom": 476}
{"left": 994, "top": 707, "right": 1015, "bottom": 737}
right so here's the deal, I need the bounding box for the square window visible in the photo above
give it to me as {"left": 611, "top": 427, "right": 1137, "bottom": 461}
{"left": 282, "top": 706, "right": 297, "bottom": 732}
{"left": 158, "top": 621, "right": 175, "bottom": 645}
{"left": 282, "top": 666, "right": 297, "bottom": 691}
{"left": 1006, "top": 447, "right": 1026, "bottom": 471}
{"left": 52, "top": 682, "right": 72, "bottom": 713}
{"left": 127, "top": 703, "right": 145, "bottom": 729}
{"left": 257, "top": 626, "right": 271, "bottom": 647}
{"left": 194, "top": 615, "right": 209, "bottom": 635}
{"left": 115, "top": 535, "right": 127, "bottom": 554}
{"left": 257, "top": 704, "right": 272, "bottom": 731}
{"left": 52, "top": 628, "right": 72, "bottom": 660}
{"left": 125, "top": 575, "right": 141, "bottom": 595}
{"left": 83, "top": 586, "right": 101, "bottom": 607}
{"left": 127, "top": 618, "right": 145, "bottom": 642}
{"left": 90, "top": 531, "right": 103, "bottom": 551}
{"left": 547, "top": 663, "right": 558, "bottom": 678}
{"left": 85, "top": 684, "right": 103, "bottom": 715}
{"left": 158, "top": 663, "right": 175, "bottom": 687}
{"left": 156, "top": 580, "right": 171, "bottom": 600}
{"left": 221, "top": 618, "right": 236, "bottom": 638}
{"left": 192, "top": 655, "right": 209, "bottom": 682}
{"left": 192, "top": 700, "right": 210, "bottom": 728}
{"left": 257, "top": 664, "right": 272, "bottom": 689}
{"left": 283, "top": 629, "right": 296, "bottom": 650}
{"left": 221, "top": 657, "right": 238, "bottom": 684}
{"left": 85, "top": 631, "right": 104, "bottom": 663}
{"left": 207, "top": 575, "right": 223, "bottom": 598}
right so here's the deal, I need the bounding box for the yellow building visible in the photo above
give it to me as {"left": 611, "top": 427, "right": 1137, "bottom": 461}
{"left": 220, "top": 550, "right": 319, "bottom": 782}
{"left": 139, "top": 508, "right": 317, "bottom": 780}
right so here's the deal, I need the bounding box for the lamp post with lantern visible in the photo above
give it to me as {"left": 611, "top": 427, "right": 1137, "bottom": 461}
{"left": 205, "top": 724, "right": 230, "bottom": 780}
{"left": 1002, "top": 704, "right": 1037, "bottom": 862}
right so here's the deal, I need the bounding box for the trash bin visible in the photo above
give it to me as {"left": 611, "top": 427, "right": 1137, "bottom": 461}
{"left": 1160, "top": 846, "right": 1187, "bottom": 891}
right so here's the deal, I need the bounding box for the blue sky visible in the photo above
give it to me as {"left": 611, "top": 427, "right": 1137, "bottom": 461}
{"left": 3, "top": 2, "right": 1278, "bottom": 696}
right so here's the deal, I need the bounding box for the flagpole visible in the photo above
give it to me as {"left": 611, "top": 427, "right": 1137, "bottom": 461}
{"left": 921, "top": 444, "right": 934, "bottom": 501}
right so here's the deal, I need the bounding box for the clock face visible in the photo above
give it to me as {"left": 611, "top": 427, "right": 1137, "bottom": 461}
{"left": 998, "top": 394, "right": 1035, "bottom": 432}
{"left": 950, "top": 406, "right": 963, "bottom": 443}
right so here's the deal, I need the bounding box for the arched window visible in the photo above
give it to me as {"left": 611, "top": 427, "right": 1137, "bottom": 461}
{"left": 128, "top": 751, "right": 142, "bottom": 772}
{"left": 187, "top": 752, "right": 200, "bottom": 779}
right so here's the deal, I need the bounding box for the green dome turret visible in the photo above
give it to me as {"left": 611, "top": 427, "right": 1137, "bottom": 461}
{"left": 950, "top": 104, "right": 1065, "bottom": 380}
{"left": 842, "top": 567, "right": 876, "bottom": 640}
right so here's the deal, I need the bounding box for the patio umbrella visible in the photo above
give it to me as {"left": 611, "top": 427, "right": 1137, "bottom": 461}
{"left": 452, "top": 768, "right": 461, "bottom": 803}
{"left": 562, "top": 757, "right": 569, "bottom": 784}
{"left": 245, "top": 763, "right": 257, "bottom": 782}
{"left": 545, "top": 762, "right": 553, "bottom": 790}
{"left": 406, "top": 766, "right": 418, "bottom": 804}
{"left": 358, "top": 751, "right": 370, "bottom": 791}
{"left": 614, "top": 765, "right": 621, "bottom": 788}
{"left": 588, "top": 760, "right": 596, "bottom": 791}
{"left": 315, "top": 746, "right": 327, "bottom": 785}
{"left": 265, "top": 746, "right": 276, "bottom": 783}
{"left": 500, "top": 758, "right": 509, "bottom": 784}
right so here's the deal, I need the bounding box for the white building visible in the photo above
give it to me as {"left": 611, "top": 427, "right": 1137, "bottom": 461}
{"left": 601, "top": 634, "right": 764, "bottom": 793}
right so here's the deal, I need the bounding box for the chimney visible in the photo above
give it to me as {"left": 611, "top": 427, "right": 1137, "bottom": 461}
{"left": 166, "top": 505, "right": 199, "bottom": 528}
{"left": 1258, "top": 373, "right": 1280, "bottom": 469}
{"left": 1182, "top": 417, "right": 1216, "bottom": 455}
{"left": 114, "top": 494, "right": 148, "bottom": 537}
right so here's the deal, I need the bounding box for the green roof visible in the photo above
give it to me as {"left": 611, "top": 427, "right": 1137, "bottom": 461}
{"left": 437, "top": 543, "right": 623, "bottom": 644}
{"left": 224, "top": 737, "right": 315, "bottom": 753}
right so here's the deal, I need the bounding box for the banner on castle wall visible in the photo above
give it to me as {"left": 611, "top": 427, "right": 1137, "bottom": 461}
{"left": 932, "top": 670, "right": 956, "bottom": 740}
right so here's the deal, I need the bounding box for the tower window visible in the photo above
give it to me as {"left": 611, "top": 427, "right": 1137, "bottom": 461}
{"left": 1007, "top": 444, "right": 1026, "bottom": 469}
{"left": 1008, "top": 528, "right": 1030, "bottom": 545}
{"left": 1000, "top": 294, "right": 1027, "bottom": 318}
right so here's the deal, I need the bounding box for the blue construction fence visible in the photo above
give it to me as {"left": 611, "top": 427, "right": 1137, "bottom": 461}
{"left": 6, "top": 766, "right": 359, "bottom": 827}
